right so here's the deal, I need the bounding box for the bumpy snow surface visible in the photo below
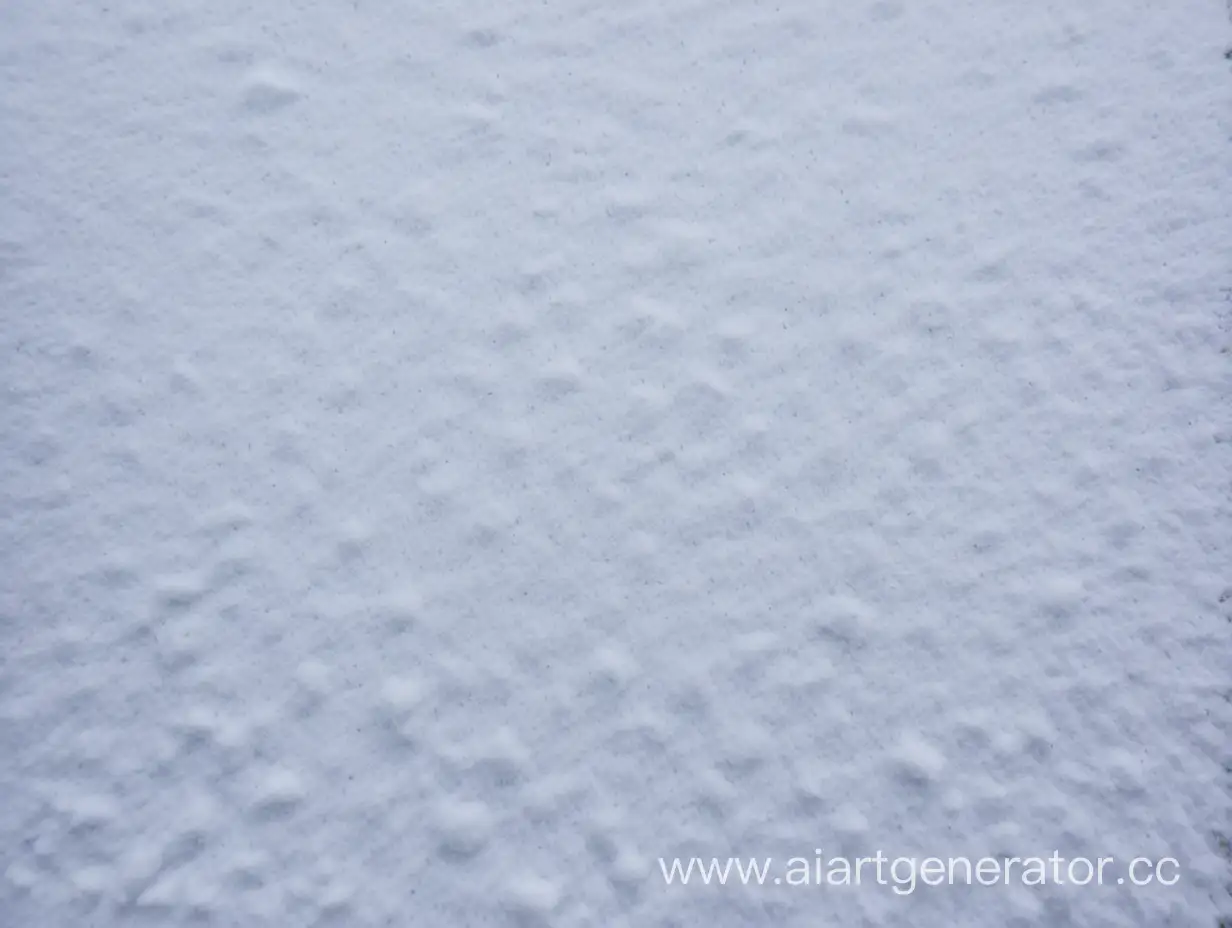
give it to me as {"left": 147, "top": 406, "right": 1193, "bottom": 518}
{"left": 3, "top": 1, "right": 1230, "bottom": 925}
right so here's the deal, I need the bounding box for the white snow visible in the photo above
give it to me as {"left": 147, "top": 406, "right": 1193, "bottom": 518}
{"left": 2, "top": 0, "right": 1230, "bottom": 925}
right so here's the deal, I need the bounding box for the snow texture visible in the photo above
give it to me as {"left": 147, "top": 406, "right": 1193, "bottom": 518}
{"left": 2, "top": 1, "right": 1230, "bottom": 926}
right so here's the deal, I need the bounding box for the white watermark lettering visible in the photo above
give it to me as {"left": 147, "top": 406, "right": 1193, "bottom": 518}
{"left": 657, "top": 851, "right": 1182, "bottom": 894}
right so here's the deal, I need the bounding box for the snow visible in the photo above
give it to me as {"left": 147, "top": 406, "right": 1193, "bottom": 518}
{"left": 2, "top": 0, "right": 1230, "bottom": 925}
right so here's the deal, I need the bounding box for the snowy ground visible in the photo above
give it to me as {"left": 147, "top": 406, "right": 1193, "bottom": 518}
{"left": 2, "top": 1, "right": 1230, "bottom": 925}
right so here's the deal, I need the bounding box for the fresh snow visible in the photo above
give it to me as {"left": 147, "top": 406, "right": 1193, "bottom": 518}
{"left": 2, "top": 1, "right": 1230, "bottom": 925}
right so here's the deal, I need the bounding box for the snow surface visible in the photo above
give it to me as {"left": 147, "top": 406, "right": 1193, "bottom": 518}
{"left": 2, "top": 1, "right": 1230, "bottom": 925}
